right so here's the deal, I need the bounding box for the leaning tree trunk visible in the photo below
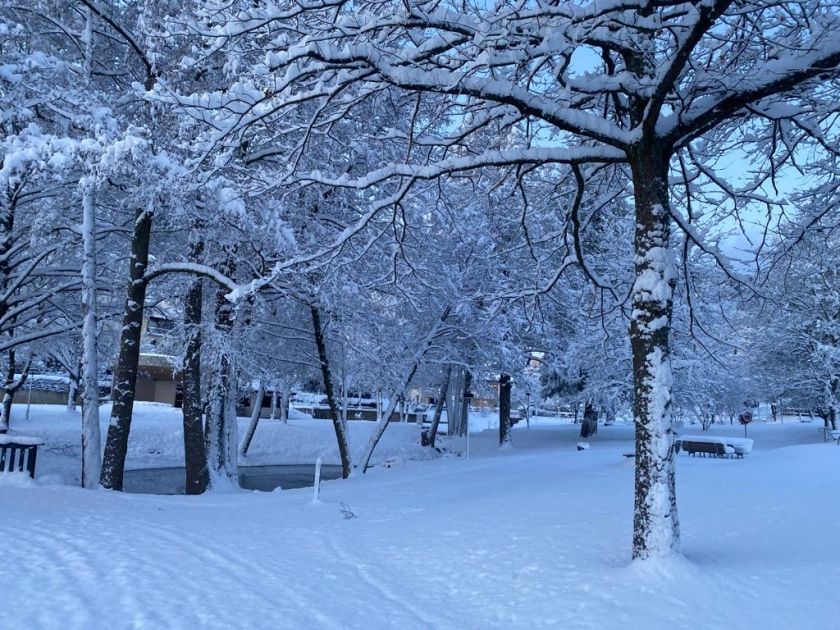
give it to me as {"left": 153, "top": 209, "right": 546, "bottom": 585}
{"left": 80, "top": 187, "right": 101, "bottom": 489}
{"left": 100, "top": 208, "right": 152, "bottom": 490}
{"left": 182, "top": 276, "right": 208, "bottom": 495}
{"left": 629, "top": 145, "right": 680, "bottom": 560}
{"left": 580, "top": 400, "right": 598, "bottom": 438}
{"left": 357, "top": 306, "right": 449, "bottom": 472}
{"left": 310, "top": 305, "right": 351, "bottom": 478}
{"left": 239, "top": 382, "right": 265, "bottom": 457}
{"left": 498, "top": 372, "right": 512, "bottom": 447}
{"left": 428, "top": 366, "right": 451, "bottom": 448}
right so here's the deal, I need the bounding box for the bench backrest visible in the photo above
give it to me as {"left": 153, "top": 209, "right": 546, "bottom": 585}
{"left": 681, "top": 440, "right": 726, "bottom": 455}
{"left": 0, "top": 443, "right": 39, "bottom": 478}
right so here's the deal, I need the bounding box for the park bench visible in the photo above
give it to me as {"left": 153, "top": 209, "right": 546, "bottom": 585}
{"left": 678, "top": 439, "right": 734, "bottom": 458}
{"left": 0, "top": 434, "right": 45, "bottom": 478}
{"left": 675, "top": 434, "right": 754, "bottom": 459}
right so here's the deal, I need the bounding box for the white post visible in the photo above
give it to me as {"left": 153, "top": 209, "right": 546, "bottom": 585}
{"left": 25, "top": 379, "right": 32, "bottom": 422}
{"left": 466, "top": 409, "right": 470, "bottom": 459}
{"left": 312, "top": 457, "right": 322, "bottom": 503}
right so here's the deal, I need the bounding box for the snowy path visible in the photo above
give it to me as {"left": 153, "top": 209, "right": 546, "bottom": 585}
{"left": 3, "top": 421, "right": 839, "bottom": 629}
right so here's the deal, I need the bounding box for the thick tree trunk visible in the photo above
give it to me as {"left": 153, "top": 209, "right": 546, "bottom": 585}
{"left": 100, "top": 208, "right": 152, "bottom": 490}
{"left": 239, "top": 382, "right": 265, "bottom": 457}
{"left": 182, "top": 276, "right": 208, "bottom": 495}
{"left": 629, "top": 145, "right": 680, "bottom": 560}
{"left": 205, "top": 274, "right": 239, "bottom": 489}
{"left": 446, "top": 367, "right": 467, "bottom": 437}
{"left": 428, "top": 366, "right": 451, "bottom": 448}
{"left": 580, "top": 399, "right": 598, "bottom": 438}
{"left": 310, "top": 305, "right": 351, "bottom": 478}
{"left": 498, "top": 373, "right": 512, "bottom": 447}
{"left": 80, "top": 188, "right": 101, "bottom": 489}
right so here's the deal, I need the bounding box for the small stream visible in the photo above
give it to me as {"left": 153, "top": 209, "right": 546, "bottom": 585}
{"left": 122, "top": 464, "right": 343, "bottom": 495}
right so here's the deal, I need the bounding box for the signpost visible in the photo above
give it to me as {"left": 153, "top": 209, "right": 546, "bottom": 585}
{"left": 738, "top": 411, "right": 753, "bottom": 437}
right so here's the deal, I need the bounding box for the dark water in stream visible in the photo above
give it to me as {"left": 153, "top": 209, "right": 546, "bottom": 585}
{"left": 122, "top": 464, "right": 343, "bottom": 495}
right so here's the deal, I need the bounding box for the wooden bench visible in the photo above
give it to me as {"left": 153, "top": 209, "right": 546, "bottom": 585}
{"left": 0, "top": 435, "right": 45, "bottom": 478}
{"left": 678, "top": 440, "right": 735, "bottom": 458}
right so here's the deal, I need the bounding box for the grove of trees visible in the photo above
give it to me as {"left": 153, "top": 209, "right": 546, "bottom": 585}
{"left": 2, "top": 0, "right": 839, "bottom": 561}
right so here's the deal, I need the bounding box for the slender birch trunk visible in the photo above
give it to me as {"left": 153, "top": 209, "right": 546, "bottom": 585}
{"left": 100, "top": 208, "right": 152, "bottom": 490}
{"left": 80, "top": 186, "right": 101, "bottom": 488}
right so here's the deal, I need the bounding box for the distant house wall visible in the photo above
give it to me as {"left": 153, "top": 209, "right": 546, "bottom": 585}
{"left": 0, "top": 389, "right": 68, "bottom": 405}
{"left": 135, "top": 378, "right": 156, "bottom": 402}
{"left": 154, "top": 380, "right": 177, "bottom": 405}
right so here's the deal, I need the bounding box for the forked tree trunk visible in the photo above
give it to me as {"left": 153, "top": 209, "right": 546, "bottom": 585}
{"left": 100, "top": 208, "right": 152, "bottom": 490}
{"left": 580, "top": 400, "right": 598, "bottom": 438}
{"left": 498, "top": 373, "right": 512, "bottom": 447}
{"left": 629, "top": 144, "right": 680, "bottom": 560}
{"left": 428, "top": 366, "right": 451, "bottom": 448}
{"left": 80, "top": 187, "right": 101, "bottom": 489}
{"left": 182, "top": 276, "right": 208, "bottom": 495}
{"left": 310, "top": 305, "right": 351, "bottom": 478}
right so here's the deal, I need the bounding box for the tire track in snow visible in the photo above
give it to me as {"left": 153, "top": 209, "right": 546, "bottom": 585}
{"left": 325, "top": 534, "right": 443, "bottom": 628}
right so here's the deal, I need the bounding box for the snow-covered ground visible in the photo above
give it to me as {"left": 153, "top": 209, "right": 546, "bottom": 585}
{"left": 2, "top": 405, "right": 838, "bottom": 629}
